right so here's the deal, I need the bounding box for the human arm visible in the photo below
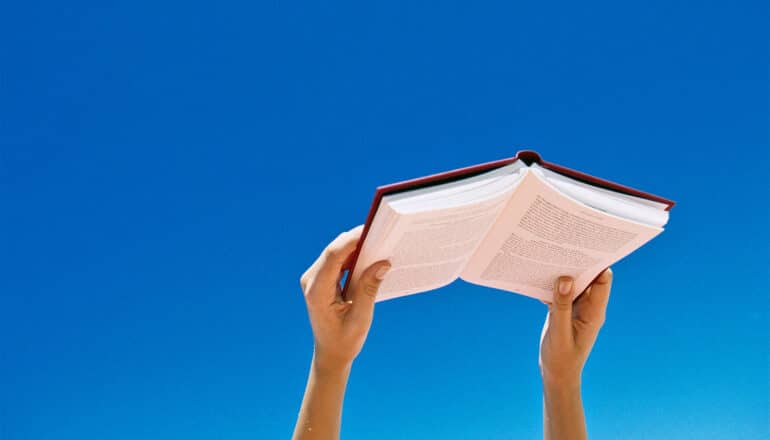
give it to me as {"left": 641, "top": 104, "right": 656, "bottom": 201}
{"left": 292, "top": 226, "right": 391, "bottom": 440}
{"left": 539, "top": 269, "right": 613, "bottom": 440}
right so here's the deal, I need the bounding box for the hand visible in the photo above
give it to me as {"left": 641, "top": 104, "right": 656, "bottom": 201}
{"left": 299, "top": 226, "right": 391, "bottom": 373}
{"left": 539, "top": 269, "right": 613, "bottom": 387}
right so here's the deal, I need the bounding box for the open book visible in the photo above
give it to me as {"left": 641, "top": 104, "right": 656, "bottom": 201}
{"left": 345, "top": 151, "right": 674, "bottom": 303}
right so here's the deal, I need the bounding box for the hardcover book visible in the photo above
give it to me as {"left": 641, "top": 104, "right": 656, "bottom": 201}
{"left": 345, "top": 150, "right": 674, "bottom": 302}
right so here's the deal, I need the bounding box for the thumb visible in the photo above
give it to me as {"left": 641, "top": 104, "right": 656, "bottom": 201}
{"left": 549, "top": 276, "right": 575, "bottom": 345}
{"left": 348, "top": 260, "right": 391, "bottom": 324}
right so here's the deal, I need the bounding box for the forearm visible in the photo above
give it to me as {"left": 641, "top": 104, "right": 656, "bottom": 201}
{"left": 293, "top": 355, "right": 351, "bottom": 440}
{"left": 542, "top": 378, "right": 587, "bottom": 440}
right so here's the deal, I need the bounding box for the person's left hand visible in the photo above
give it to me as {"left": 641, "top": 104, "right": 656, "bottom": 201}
{"left": 300, "top": 226, "right": 391, "bottom": 373}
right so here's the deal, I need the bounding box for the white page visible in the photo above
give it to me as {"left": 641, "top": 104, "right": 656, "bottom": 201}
{"left": 387, "top": 160, "right": 526, "bottom": 213}
{"left": 352, "top": 165, "right": 527, "bottom": 301}
{"left": 461, "top": 170, "right": 664, "bottom": 301}
{"left": 530, "top": 163, "right": 669, "bottom": 227}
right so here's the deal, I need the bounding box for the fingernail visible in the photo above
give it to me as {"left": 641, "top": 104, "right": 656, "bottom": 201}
{"left": 345, "top": 300, "right": 353, "bottom": 304}
{"left": 558, "top": 278, "right": 573, "bottom": 295}
{"left": 375, "top": 263, "right": 391, "bottom": 280}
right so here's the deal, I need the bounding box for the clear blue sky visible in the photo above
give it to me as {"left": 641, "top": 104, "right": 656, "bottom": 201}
{"left": 2, "top": 1, "right": 768, "bottom": 439}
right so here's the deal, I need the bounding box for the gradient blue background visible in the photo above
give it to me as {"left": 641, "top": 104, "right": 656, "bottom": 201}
{"left": 2, "top": 1, "right": 768, "bottom": 439}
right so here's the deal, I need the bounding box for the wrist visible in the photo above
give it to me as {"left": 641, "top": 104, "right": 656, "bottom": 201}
{"left": 312, "top": 352, "right": 353, "bottom": 378}
{"left": 541, "top": 371, "right": 582, "bottom": 395}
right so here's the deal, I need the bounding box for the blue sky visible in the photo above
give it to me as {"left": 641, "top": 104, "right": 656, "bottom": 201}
{"left": 2, "top": 1, "right": 768, "bottom": 439}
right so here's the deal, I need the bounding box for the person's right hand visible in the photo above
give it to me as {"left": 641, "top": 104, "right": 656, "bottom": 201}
{"left": 538, "top": 269, "right": 613, "bottom": 387}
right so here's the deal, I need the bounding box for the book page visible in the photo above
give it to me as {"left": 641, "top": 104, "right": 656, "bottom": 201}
{"left": 530, "top": 163, "right": 669, "bottom": 226}
{"left": 461, "top": 170, "right": 664, "bottom": 302}
{"left": 353, "top": 190, "right": 514, "bottom": 302}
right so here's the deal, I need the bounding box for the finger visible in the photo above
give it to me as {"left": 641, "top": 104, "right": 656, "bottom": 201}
{"left": 549, "top": 276, "right": 575, "bottom": 346}
{"left": 581, "top": 268, "right": 613, "bottom": 326}
{"left": 348, "top": 260, "right": 391, "bottom": 325}
{"left": 307, "top": 226, "right": 364, "bottom": 304}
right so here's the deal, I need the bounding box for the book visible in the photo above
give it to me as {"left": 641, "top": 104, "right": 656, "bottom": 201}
{"left": 344, "top": 150, "right": 674, "bottom": 303}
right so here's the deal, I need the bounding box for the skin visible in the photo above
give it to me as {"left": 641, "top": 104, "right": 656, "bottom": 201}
{"left": 293, "top": 226, "right": 613, "bottom": 440}
{"left": 539, "top": 270, "right": 613, "bottom": 440}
